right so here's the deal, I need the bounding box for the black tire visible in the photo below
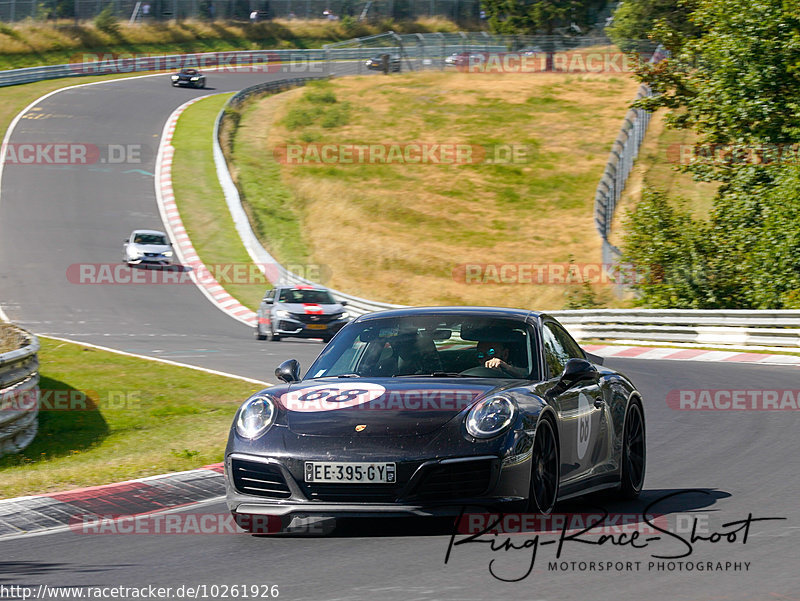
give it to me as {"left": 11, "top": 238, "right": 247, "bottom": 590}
{"left": 267, "top": 325, "right": 281, "bottom": 342}
{"left": 618, "top": 400, "right": 646, "bottom": 499}
{"left": 528, "top": 416, "right": 559, "bottom": 514}
{"left": 255, "top": 327, "right": 267, "bottom": 341}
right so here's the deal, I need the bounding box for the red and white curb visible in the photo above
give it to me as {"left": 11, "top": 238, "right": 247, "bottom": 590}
{"left": 0, "top": 463, "right": 226, "bottom": 538}
{"left": 155, "top": 96, "right": 257, "bottom": 327}
{"left": 584, "top": 344, "right": 800, "bottom": 365}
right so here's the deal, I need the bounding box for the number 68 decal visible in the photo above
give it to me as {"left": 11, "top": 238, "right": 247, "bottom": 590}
{"left": 281, "top": 383, "right": 387, "bottom": 412}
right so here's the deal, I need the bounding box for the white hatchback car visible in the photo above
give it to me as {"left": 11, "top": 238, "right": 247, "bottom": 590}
{"left": 123, "top": 229, "right": 174, "bottom": 265}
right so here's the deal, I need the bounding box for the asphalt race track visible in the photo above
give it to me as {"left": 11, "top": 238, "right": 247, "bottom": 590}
{"left": 1, "top": 70, "right": 798, "bottom": 601}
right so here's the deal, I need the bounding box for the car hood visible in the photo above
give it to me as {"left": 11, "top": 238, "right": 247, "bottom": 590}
{"left": 276, "top": 302, "right": 344, "bottom": 315}
{"left": 279, "top": 378, "right": 507, "bottom": 437}
{"left": 130, "top": 243, "right": 170, "bottom": 253}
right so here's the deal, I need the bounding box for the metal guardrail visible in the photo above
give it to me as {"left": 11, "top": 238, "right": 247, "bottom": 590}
{"left": 550, "top": 309, "right": 800, "bottom": 348}
{"left": 0, "top": 324, "right": 40, "bottom": 456}
{"left": 594, "top": 45, "right": 668, "bottom": 267}
{"left": 0, "top": 32, "right": 635, "bottom": 88}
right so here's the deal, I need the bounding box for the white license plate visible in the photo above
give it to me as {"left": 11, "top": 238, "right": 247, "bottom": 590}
{"left": 304, "top": 462, "right": 396, "bottom": 484}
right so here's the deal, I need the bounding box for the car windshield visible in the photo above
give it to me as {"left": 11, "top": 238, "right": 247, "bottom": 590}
{"left": 181, "top": 69, "right": 198, "bottom": 75}
{"left": 133, "top": 233, "right": 166, "bottom": 245}
{"left": 278, "top": 288, "right": 337, "bottom": 304}
{"left": 307, "top": 315, "right": 535, "bottom": 379}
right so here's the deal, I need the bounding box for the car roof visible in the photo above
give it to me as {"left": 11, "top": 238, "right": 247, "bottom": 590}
{"left": 131, "top": 229, "right": 167, "bottom": 236}
{"left": 355, "top": 306, "right": 541, "bottom": 322}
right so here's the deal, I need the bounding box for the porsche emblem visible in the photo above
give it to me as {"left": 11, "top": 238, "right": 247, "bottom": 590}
{"left": 355, "top": 424, "right": 367, "bottom": 432}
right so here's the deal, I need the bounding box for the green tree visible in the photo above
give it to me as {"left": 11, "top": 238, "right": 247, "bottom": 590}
{"left": 481, "top": 0, "right": 608, "bottom": 35}
{"left": 606, "top": 0, "right": 699, "bottom": 52}
{"left": 623, "top": 0, "right": 800, "bottom": 309}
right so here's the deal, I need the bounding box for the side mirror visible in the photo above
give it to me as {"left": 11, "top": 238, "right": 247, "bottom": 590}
{"left": 547, "top": 358, "right": 598, "bottom": 398}
{"left": 263, "top": 297, "right": 274, "bottom": 304}
{"left": 276, "top": 359, "right": 300, "bottom": 383}
{"left": 340, "top": 300, "right": 348, "bottom": 306}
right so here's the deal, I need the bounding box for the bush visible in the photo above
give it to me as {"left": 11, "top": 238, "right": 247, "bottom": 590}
{"left": 94, "top": 4, "right": 120, "bottom": 35}
{"left": 320, "top": 102, "right": 350, "bottom": 128}
{"left": 621, "top": 188, "right": 718, "bottom": 308}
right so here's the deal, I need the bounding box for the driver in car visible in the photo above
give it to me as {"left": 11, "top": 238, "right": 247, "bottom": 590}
{"left": 477, "top": 341, "right": 528, "bottom": 378}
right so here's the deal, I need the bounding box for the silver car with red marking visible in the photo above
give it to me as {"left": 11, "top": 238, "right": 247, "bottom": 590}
{"left": 256, "top": 286, "right": 350, "bottom": 343}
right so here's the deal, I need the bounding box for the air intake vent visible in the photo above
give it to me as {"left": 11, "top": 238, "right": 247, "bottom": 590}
{"left": 409, "top": 459, "right": 494, "bottom": 500}
{"left": 231, "top": 459, "right": 291, "bottom": 499}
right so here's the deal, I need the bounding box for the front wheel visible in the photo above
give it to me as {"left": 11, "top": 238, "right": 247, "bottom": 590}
{"left": 618, "top": 401, "right": 646, "bottom": 498}
{"left": 528, "top": 417, "right": 559, "bottom": 514}
{"left": 267, "top": 325, "right": 281, "bottom": 342}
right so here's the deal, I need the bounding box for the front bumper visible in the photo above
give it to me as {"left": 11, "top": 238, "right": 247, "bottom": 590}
{"left": 225, "top": 448, "right": 531, "bottom": 521}
{"left": 270, "top": 317, "right": 348, "bottom": 338}
{"left": 127, "top": 255, "right": 172, "bottom": 265}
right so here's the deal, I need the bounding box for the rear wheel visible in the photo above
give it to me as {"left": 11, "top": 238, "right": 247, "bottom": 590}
{"left": 528, "top": 417, "right": 559, "bottom": 514}
{"left": 618, "top": 401, "right": 646, "bottom": 498}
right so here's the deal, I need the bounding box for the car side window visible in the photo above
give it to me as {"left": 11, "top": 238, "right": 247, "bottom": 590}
{"left": 542, "top": 322, "right": 570, "bottom": 378}
{"left": 550, "top": 323, "right": 585, "bottom": 362}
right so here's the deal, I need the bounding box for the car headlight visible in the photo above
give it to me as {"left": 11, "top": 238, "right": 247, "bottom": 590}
{"left": 190, "top": 76, "right": 199, "bottom": 81}
{"left": 236, "top": 394, "right": 277, "bottom": 439}
{"left": 275, "top": 310, "right": 292, "bottom": 318}
{"left": 333, "top": 311, "right": 349, "bottom": 320}
{"left": 466, "top": 395, "right": 516, "bottom": 439}
{"left": 128, "top": 247, "right": 143, "bottom": 257}
{"left": 163, "top": 250, "right": 173, "bottom": 257}
{"left": 171, "top": 75, "right": 179, "bottom": 80}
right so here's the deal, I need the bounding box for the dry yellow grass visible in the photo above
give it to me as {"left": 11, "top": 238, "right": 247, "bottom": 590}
{"left": 0, "top": 323, "right": 23, "bottom": 353}
{"left": 237, "top": 70, "right": 641, "bottom": 309}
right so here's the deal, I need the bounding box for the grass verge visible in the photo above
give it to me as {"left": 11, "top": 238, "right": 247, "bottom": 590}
{"left": 231, "top": 71, "right": 641, "bottom": 309}
{"left": 0, "top": 323, "right": 22, "bottom": 353}
{"left": 0, "top": 18, "right": 460, "bottom": 70}
{"left": 0, "top": 337, "right": 260, "bottom": 499}
{"left": 170, "top": 93, "right": 270, "bottom": 311}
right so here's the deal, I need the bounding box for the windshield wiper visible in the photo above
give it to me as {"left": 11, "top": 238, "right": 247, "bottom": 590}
{"left": 392, "top": 372, "right": 470, "bottom": 378}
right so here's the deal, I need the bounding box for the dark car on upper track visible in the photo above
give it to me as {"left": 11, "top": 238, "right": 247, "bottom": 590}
{"left": 365, "top": 54, "right": 401, "bottom": 72}
{"left": 255, "top": 285, "right": 350, "bottom": 342}
{"left": 227, "top": 306, "right": 646, "bottom": 533}
{"left": 171, "top": 68, "right": 206, "bottom": 88}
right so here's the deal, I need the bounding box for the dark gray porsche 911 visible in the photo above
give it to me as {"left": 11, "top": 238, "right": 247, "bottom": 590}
{"left": 225, "top": 307, "right": 645, "bottom": 533}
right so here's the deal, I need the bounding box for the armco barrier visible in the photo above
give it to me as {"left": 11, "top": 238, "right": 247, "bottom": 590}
{"left": 0, "top": 324, "right": 40, "bottom": 456}
{"left": 0, "top": 32, "right": 650, "bottom": 88}
{"left": 550, "top": 309, "right": 800, "bottom": 348}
